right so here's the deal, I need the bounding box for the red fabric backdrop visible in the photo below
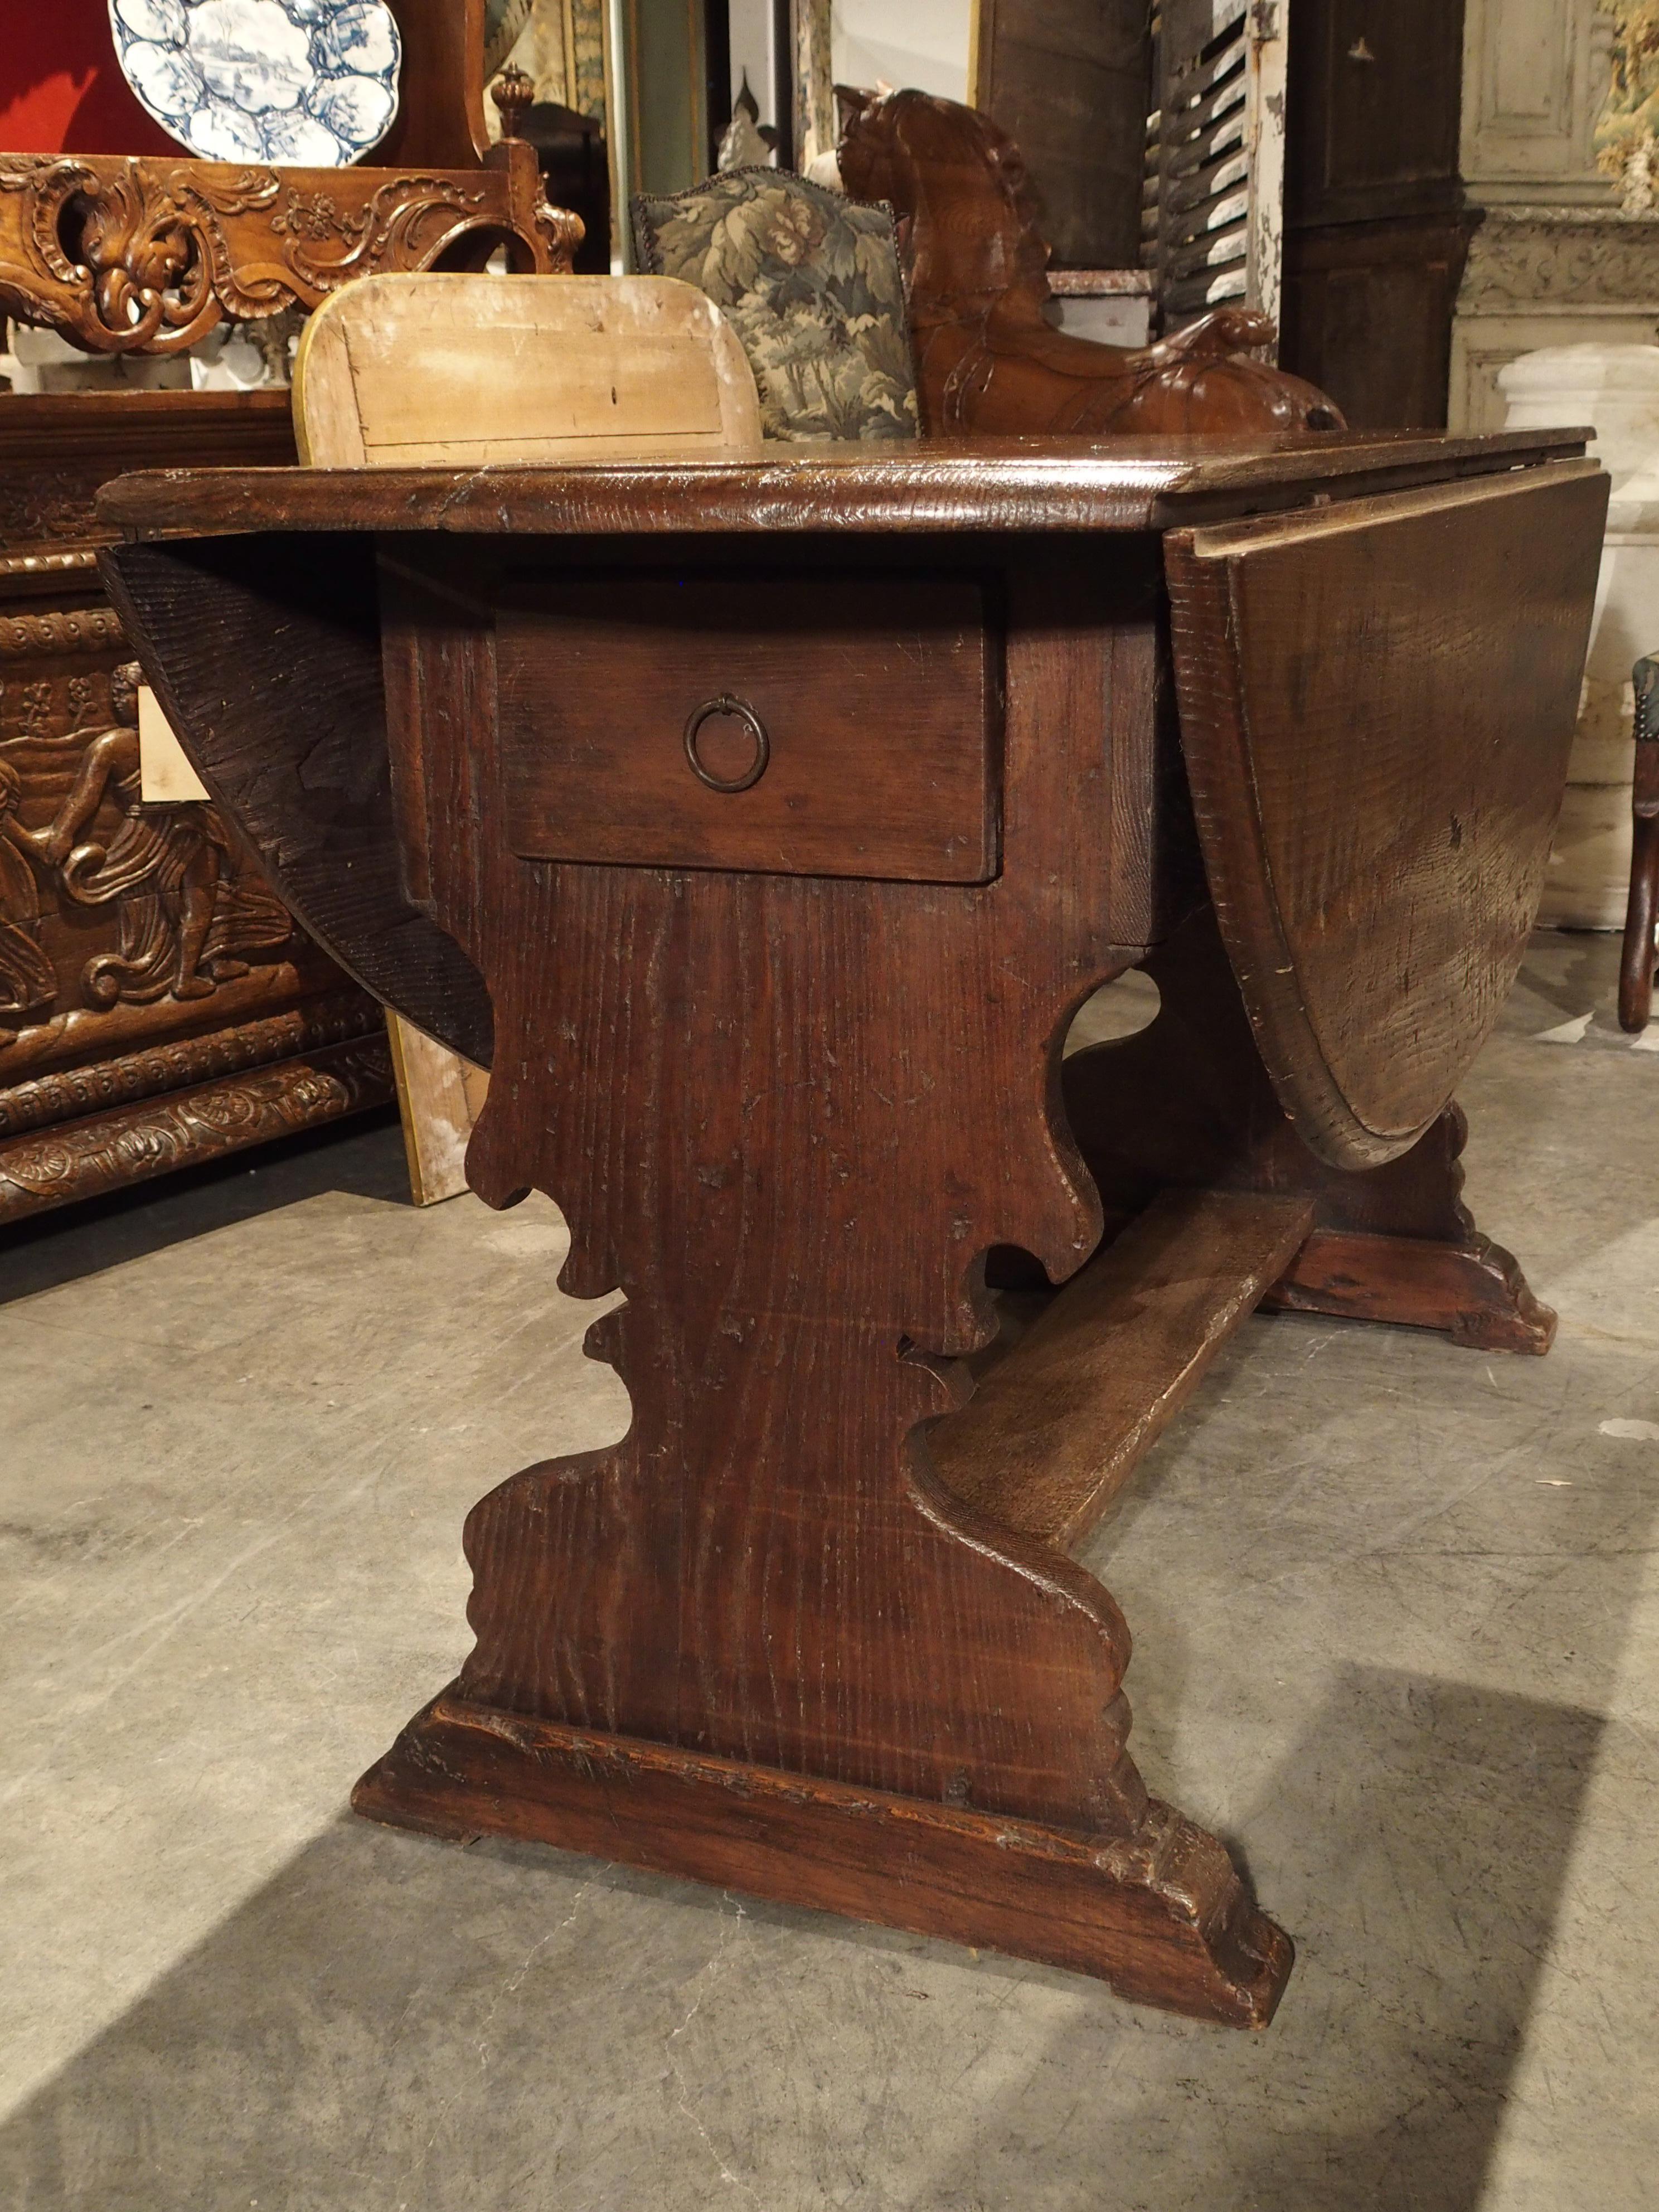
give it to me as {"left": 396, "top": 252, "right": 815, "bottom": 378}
{"left": 1, "top": 2, "right": 183, "bottom": 155}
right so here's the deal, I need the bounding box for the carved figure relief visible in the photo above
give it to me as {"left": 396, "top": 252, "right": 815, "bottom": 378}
{"left": 838, "top": 91, "right": 1341, "bottom": 438}
{"left": 0, "top": 661, "right": 295, "bottom": 1050}
{"left": 0, "top": 763, "right": 55, "bottom": 1027}
{"left": 0, "top": 591, "right": 391, "bottom": 1217}
{"left": 36, "top": 664, "right": 291, "bottom": 1006}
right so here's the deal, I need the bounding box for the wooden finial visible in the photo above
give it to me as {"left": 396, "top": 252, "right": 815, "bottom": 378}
{"left": 492, "top": 64, "right": 535, "bottom": 142}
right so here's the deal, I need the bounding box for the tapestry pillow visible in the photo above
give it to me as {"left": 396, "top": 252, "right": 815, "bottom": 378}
{"left": 632, "top": 168, "right": 919, "bottom": 444}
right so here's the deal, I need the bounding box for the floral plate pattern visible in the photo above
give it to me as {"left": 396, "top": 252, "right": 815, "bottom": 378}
{"left": 108, "top": 0, "right": 402, "bottom": 167}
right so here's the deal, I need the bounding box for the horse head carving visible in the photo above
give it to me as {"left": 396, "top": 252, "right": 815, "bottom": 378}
{"left": 838, "top": 88, "right": 1343, "bottom": 439}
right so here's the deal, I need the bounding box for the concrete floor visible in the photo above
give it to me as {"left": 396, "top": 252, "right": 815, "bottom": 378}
{"left": 2, "top": 933, "right": 1656, "bottom": 2212}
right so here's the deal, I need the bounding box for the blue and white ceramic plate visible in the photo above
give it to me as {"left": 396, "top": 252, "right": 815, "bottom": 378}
{"left": 108, "top": 0, "right": 402, "bottom": 167}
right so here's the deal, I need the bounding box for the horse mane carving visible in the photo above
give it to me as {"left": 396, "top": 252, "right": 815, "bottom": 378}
{"left": 838, "top": 88, "right": 1342, "bottom": 438}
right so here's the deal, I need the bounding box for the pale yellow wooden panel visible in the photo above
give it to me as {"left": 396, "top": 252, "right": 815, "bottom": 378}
{"left": 348, "top": 333, "right": 726, "bottom": 454}
{"left": 138, "top": 684, "right": 208, "bottom": 803}
{"left": 386, "top": 1012, "right": 487, "bottom": 1207}
{"left": 294, "top": 274, "right": 761, "bottom": 468}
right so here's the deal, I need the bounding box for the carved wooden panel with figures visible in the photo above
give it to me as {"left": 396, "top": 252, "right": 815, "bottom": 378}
{"left": 0, "top": 394, "right": 391, "bottom": 1224}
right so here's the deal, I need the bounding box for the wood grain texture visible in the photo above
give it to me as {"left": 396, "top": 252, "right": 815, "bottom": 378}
{"left": 98, "top": 533, "right": 494, "bottom": 1069}
{"left": 439, "top": 539, "right": 1162, "bottom": 1829}
{"left": 1266, "top": 1226, "right": 1556, "bottom": 1355}
{"left": 496, "top": 573, "right": 997, "bottom": 881}
{"left": 932, "top": 1190, "right": 1315, "bottom": 1548}
{"left": 1165, "top": 464, "right": 1609, "bottom": 1167}
{"left": 353, "top": 1695, "right": 1293, "bottom": 2027}
{"left": 95, "top": 429, "right": 1591, "bottom": 543}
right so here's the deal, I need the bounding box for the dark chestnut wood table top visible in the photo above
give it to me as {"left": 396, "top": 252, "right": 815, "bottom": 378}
{"left": 98, "top": 424, "right": 1590, "bottom": 537}
{"left": 97, "top": 426, "right": 1607, "bottom": 2029}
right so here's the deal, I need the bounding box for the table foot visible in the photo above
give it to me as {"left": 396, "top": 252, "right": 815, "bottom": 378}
{"left": 1264, "top": 1225, "right": 1555, "bottom": 1354}
{"left": 1064, "top": 905, "right": 1556, "bottom": 1358}
{"left": 353, "top": 1694, "right": 1293, "bottom": 2027}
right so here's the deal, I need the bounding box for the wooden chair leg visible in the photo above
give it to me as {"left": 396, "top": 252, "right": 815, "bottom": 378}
{"left": 1618, "top": 808, "right": 1659, "bottom": 1035}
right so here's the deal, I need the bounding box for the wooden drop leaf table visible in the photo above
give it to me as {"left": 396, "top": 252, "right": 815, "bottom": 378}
{"left": 96, "top": 430, "right": 1606, "bottom": 2027}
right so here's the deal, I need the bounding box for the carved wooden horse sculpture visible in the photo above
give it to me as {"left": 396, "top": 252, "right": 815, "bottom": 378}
{"left": 838, "top": 88, "right": 1341, "bottom": 439}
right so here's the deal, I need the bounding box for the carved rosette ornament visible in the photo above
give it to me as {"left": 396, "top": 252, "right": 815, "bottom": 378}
{"left": 0, "top": 145, "right": 576, "bottom": 356}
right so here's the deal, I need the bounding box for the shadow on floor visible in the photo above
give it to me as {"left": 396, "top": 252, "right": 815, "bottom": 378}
{"left": 0, "top": 1108, "right": 406, "bottom": 1306}
{"left": 0, "top": 1667, "right": 1604, "bottom": 2212}
{"left": 914, "top": 1665, "right": 1608, "bottom": 2212}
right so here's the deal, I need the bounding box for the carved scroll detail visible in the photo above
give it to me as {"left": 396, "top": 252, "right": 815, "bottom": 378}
{"left": 1460, "top": 208, "right": 1659, "bottom": 310}
{"left": 0, "top": 988, "right": 379, "bottom": 1136}
{"left": 0, "top": 1035, "right": 393, "bottom": 1219}
{"left": 266, "top": 173, "right": 488, "bottom": 288}
{"left": 0, "top": 148, "right": 570, "bottom": 358}
{"left": 531, "top": 194, "right": 586, "bottom": 269}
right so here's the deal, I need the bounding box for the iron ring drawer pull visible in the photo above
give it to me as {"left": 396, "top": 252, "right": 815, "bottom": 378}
{"left": 683, "top": 694, "right": 770, "bottom": 793}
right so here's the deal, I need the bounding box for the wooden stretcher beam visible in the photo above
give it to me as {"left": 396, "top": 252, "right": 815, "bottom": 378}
{"left": 931, "top": 1189, "right": 1316, "bottom": 1550}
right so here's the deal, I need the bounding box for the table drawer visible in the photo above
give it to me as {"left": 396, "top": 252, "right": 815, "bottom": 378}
{"left": 496, "top": 571, "right": 999, "bottom": 882}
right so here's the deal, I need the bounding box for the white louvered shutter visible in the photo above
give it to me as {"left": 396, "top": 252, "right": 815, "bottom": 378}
{"left": 1143, "top": 0, "right": 1288, "bottom": 340}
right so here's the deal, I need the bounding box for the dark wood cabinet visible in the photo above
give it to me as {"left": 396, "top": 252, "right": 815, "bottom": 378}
{"left": 1286, "top": 0, "right": 1466, "bottom": 227}
{"left": 1280, "top": 0, "right": 1473, "bottom": 429}
{"left": 1280, "top": 212, "right": 1477, "bottom": 432}
{"left": 973, "top": 0, "right": 1152, "bottom": 268}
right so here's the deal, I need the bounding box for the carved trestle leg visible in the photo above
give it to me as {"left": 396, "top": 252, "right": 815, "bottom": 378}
{"left": 1062, "top": 905, "right": 1555, "bottom": 1356}
{"left": 352, "top": 855, "right": 1293, "bottom": 2026}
